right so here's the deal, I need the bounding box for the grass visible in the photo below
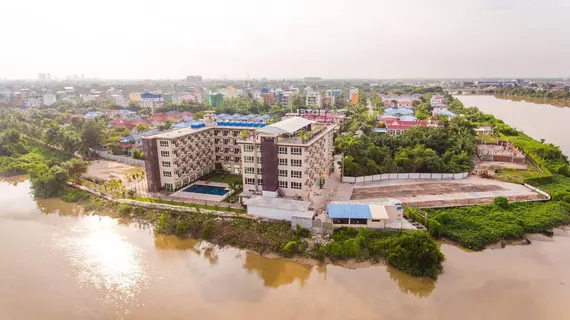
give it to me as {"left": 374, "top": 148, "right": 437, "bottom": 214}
{"left": 494, "top": 166, "right": 542, "bottom": 184}
{"left": 200, "top": 172, "right": 242, "bottom": 184}
{"left": 418, "top": 201, "right": 570, "bottom": 250}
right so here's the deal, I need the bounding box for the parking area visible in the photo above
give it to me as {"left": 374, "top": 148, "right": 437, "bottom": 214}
{"left": 334, "top": 176, "right": 545, "bottom": 208}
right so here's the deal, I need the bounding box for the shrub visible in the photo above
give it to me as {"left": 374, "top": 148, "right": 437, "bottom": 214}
{"left": 295, "top": 224, "right": 311, "bottom": 238}
{"left": 427, "top": 219, "right": 443, "bottom": 238}
{"left": 493, "top": 196, "right": 509, "bottom": 209}
{"left": 175, "top": 221, "right": 191, "bottom": 237}
{"left": 60, "top": 188, "right": 90, "bottom": 203}
{"left": 282, "top": 241, "right": 299, "bottom": 257}
{"left": 118, "top": 204, "right": 133, "bottom": 217}
{"left": 201, "top": 219, "right": 216, "bottom": 239}
{"left": 154, "top": 213, "right": 175, "bottom": 234}
{"left": 385, "top": 232, "right": 444, "bottom": 279}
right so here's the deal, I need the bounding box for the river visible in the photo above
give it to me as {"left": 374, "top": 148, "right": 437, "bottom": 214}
{"left": 1, "top": 177, "right": 570, "bottom": 320}
{"left": 456, "top": 95, "right": 570, "bottom": 156}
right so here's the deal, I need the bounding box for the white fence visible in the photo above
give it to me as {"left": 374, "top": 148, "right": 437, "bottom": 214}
{"left": 95, "top": 150, "right": 145, "bottom": 166}
{"left": 342, "top": 172, "right": 469, "bottom": 184}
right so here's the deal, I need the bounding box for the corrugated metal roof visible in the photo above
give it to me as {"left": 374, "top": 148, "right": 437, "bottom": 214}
{"left": 327, "top": 203, "right": 372, "bottom": 219}
{"left": 257, "top": 117, "right": 314, "bottom": 135}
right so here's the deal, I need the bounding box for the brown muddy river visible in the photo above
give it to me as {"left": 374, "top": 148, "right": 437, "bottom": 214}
{"left": 1, "top": 177, "right": 569, "bottom": 319}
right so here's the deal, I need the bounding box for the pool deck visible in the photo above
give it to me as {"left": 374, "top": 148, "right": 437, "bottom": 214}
{"left": 168, "top": 181, "right": 231, "bottom": 202}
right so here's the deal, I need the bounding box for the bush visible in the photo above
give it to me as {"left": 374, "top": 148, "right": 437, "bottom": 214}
{"left": 282, "top": 241, "right": 299, "bottom": 257}
{"left": 201, "top": 219, "right": 216, "bottom": 239}
{"left": 132, "top": 148, "right": 145, "bottom": 160}
{"left": 385, "top": 232, "right": 444, "bottom": 279}
{"left": 427, "top": 219, "right": 443, "bottom": 238}
{"left": 175, "top": 221, "right": 191, "bottom": 237}
{"left": 493, "top": 196, "right": 509, "bottom": 209}
{"left": 118, "top": 204, "right": 133, "bottom": 217}
{"left": 295, "top": 224, "right": 311, "bottom": 238}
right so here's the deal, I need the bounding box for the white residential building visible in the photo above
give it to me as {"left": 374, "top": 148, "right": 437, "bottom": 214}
{"left": 281, "top": 93, "right": 293, "bottom": 109}
{"left": 306, "top": 92, "right": 322, "bottom": 108}
{"left": 111, "top": 95, "right": 129, "bottom": 108}
{"left": 42, "top": 93, "right": 57, "bottom": 106}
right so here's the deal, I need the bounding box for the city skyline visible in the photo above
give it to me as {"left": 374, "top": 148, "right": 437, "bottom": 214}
{"left": 2, "top": 0, "right": 570, "bottom": 80}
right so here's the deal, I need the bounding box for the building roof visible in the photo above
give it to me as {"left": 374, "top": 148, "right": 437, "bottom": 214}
{"left": 475, "top": 126, "right": 493, "bottom": 131}
{"left": 434, "top": 109, "right": 456, "bottom": 117}
{"left": 244, "top": 196, "right": 312, "bottom": 212}
{"left": 257, "top": 117, "right": 314, "bottom": 135}
{"left": 327, "top": 202, "right": 389, "bottom": 220}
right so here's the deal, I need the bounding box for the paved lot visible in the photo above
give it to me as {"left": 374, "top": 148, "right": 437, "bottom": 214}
{"left": 334, "top": 176, "right": 544, "bottom": 208}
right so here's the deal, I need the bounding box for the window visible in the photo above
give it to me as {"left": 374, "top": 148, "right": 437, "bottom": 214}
{"left": 291, "top": 147, "right": 302, "bottom": 155}
{"left": 257, "top": 179, "right": 263, "bottom": 186}
{"left": 291, "top": 170, "right": 302, "bottom": 178}
{"left": 371, "top": 219, "right": 382, "bottom": 222}
{"left": 163, "top": 171, "right": 172, "bottom": 177}
{"left": 159, "top": 140, "right": 169, "bottom": 147}
{"left": 279, "top": 169, "right": 288, "bottom": 177}
{"left": 291, "top": 159, "right": 302, "bottom": 167}
{"left": 224, "top": 155, "right": 230, "bottom": 161}
{"left": 279, "top": 158, "right": 287, "bottom": 166}
{"left": 245, "top": 178, "right": 255, "bottom": 185}
{"left": 279, "top": 181, "right": 288, "bottom": 188}
{"left": 164, "top": 183, "right": 173, "bottom": 192}
{"left": 245, "top": 167, "right": 254, "bottom": 174}
{"left": 224, "top": 148, "right": 230, "bottom": 153}
{"left": 215, "top": 147, "right": 221, "bottom": 152}
{"left": 160, "top": 151, "right": 170, "bottom": 157}
{"left": 278, "top": 146, "right": 287, "bottom": 155}
{"left": 291, "top": 182, "right": 302, "bottom": 189}
{"left": 257, "top": 168, "right": 262, "bottom": 175}
{"left": 214, "top": 129, "right": 220, "bottom": 135}
{"left": 162, "top": 161, "right": 171, "bottom": 168}
{"left": 244, "top": 156, "right": 254, "bottom": 163}
{"left": 244, "top": 145, "right": 254, "bottom": 152}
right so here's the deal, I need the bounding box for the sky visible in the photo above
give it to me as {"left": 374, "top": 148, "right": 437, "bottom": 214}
{"left": 1, "top": 0, "right": 570, "bottom": 79}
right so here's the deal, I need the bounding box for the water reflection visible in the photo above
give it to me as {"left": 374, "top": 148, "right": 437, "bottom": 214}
{"left": 243, "top": 252, "right": 313, "bottom": 287}
{"left": 54, "top": 216, "right": 148, "bottom": 311}
{"left": 386, "top": 265, "right": 436, "bottom": 298}
{"left": 36, "top": 197, "right": 85, "bottom": 216}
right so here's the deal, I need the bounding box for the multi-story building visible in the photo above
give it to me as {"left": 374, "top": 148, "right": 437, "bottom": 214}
{"left": 208, "top": 93, "right": 224, "bottom": 107}
{"left": 142, "top": 111, "right": 266, "bottom": 192}
{"left": 141, "top": 92, "right": 164, "bottom": 110}
{"left": 129, "top": 92, "right": 141, "bottom": 102}
{"left": 326, "top": 89, "right": 342, "bottom": 97}
{"left": 281, "top": 93, "right": 293, "bottom": 109}
{"left": 23, "top": 97, "right": 41, "bottom": 107}
{"left": 111, "top": 95, "right": 129, "bottom": 108}
{"left": 349, "top": 88, "right": 359, "bottom": 105}
{"left": 42, "top": 93, "right": 56, "bottom": 106}
{"left": 238, "top": 117, "right": 336, "bottom": 199}
{"left": 306, "top": 92, "right": 321, "bottom": 108}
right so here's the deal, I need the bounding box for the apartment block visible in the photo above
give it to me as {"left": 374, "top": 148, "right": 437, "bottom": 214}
{"left": 238, "top": 117, "right": 336, "bottom": 199}
{"left": 142, "top": 111, "right": 265, "bottom": 192}
{"left": 305, "top": 92, "right": 321, "bottom": 108}
{"left": 42, "top": 93, "right": 56, "bottom": 106}
{"left": 349, "top": 88, "right": 359, "bottom": 105}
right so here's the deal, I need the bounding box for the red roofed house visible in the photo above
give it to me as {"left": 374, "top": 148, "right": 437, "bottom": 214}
{"left": 151, "top": 113, "right": 183, "bottom": 125}
{"left": 383, "top": 118, "right": 438, "bottom": 135}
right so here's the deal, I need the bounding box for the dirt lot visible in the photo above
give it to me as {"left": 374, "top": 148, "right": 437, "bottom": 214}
{"left": 351, "top": 182, "right": 504, "bottom": 200}
{"left": 334, "top": 176, "right": 545, "bottom": 208}
{"left": 476, "top": 161, "right": 529, "bottom": 171}
{"left": 85, "top": 160, "right": 143, "bottom": 185}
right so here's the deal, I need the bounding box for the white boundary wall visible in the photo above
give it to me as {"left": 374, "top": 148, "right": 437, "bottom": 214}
{"left": 342, "top": 172, "right": 469, "bottom": 184}
{"left": 95, "top": 150, "right": 145, "bottom": 166}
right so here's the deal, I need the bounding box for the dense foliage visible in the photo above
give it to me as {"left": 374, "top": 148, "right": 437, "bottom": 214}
{"left": 336, "top": 117, "right": 476, "bottom": 176}
{"left": 412, "top": 201, "right": 570, "bottom": 251}
{"left": 495, "top": 87, "right": 570, "bottom": 107}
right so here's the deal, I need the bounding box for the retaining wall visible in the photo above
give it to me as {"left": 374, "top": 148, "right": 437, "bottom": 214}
{"left": 342, "top": 172, "right": 469, "bottom": 184}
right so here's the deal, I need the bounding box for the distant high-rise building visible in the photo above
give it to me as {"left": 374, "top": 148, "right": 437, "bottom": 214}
{"left": 186, "top": 75, "right": 202, "bottom": 84}
{"left": 208, "top": 93, "right": 224, "bottom": 107}
{"left": 349, "top": 88, "right": 359, "bottom": 105}
{"left": 306, "top": 92, "right": 321, "bottom": 108}
{"left": 38, "top": 73, "right": 46, "bottom": 81}
{"left": 47, "top": 73, "right": 51, "bottom": 80}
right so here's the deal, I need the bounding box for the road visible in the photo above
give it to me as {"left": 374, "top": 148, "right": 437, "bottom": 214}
{"left": 367, "top": 98, "right": 374, "bottom": 116}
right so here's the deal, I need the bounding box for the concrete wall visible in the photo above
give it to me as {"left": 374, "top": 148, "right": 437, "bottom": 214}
{"left": 247, "top": 205, "right": 313, "bottom": 221}
{"left": 342, "top": 172, "right": 469, "bottom": 184}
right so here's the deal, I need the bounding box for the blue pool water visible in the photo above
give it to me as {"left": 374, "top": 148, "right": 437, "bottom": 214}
{"left": 182, "top": 184, "right": 229, "bottom": 196}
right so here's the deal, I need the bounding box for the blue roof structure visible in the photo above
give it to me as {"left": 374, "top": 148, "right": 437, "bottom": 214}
{"left": 120, "top": 129, "right": 159, "bottom": 143}
{"left": 327, "top": 203, "right": 372, "bottom": 219}
{"left": 84, "top": 111, "right": 102, "bottom": 119}
{"left": 373, "top": 128, "right": 388, "bottom": 133}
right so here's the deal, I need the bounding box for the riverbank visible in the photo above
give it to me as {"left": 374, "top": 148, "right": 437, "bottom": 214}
{"left": 495, "top": 93, "right": 570, "bottom": 108}
{"left": 65, "top": 187, "right": 445, "bottom": 279}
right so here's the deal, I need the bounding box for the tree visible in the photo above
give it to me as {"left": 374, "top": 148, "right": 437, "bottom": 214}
{"left": 80, "top": 120, "right": 105, "bottom": 155}
{"left": 63, "top": 158, "right": 89, "bottom": 182}
{"left": 132, "top": 148, "right": 145, "bottom": 159}
{"left": 135, "top": 123, "right": 151, "bottom": 133}
{"left": 29, "top": 164, "right": 69, "bottom": 198}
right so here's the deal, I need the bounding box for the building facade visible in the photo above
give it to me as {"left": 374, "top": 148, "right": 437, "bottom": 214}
{"left": 238, "top": 117, "right": 336, "bottom": 199}
{"left": 305, "top": 92, "right": 321, "bottom": 108}
{"left": 142, "top": 111, "right": 262, "bottom": 192}
{"left": 349, "top": 88, "right": 359, "bottom": 105}
{"left": 42, "top": 93, "right": 56, "bottom": 106}
{"left": 208, "top": 93, "right": 224, "bottom": 107}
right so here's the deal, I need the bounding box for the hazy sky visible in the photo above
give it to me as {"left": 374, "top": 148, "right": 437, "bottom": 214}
{"left": 2, "top": 0, "right": 570, "bottom": 79}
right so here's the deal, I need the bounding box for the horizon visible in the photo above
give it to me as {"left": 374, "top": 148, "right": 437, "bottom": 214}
{"left": 2, "top": 0, "right": 570, "bottom": 80}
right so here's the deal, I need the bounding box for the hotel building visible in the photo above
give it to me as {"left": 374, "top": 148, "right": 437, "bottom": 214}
{"left": 142, "top": 111, "right": 267, "bottom": 192}
{"left": 238, "top": 117, "right": 336, "bottom": 199}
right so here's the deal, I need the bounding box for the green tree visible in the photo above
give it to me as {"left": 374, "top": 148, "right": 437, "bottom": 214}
{"left": 135, "top": 123, "right": 151, "bottom": 133}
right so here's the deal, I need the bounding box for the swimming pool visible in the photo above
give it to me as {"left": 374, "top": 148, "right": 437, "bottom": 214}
{"left": 182, "top": 184, "right": 229, "bottom": 196}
